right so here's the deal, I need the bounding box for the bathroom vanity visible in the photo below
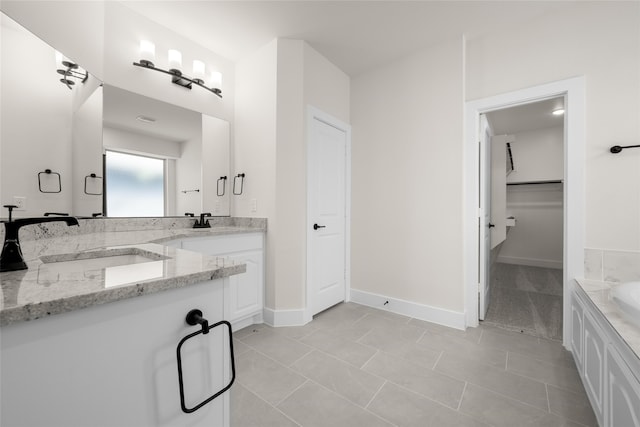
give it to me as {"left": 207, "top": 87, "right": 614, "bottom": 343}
{"left": 570, "top": 279, "right": 640, "bottom": 427}
{"left": 0, "top": 217, "right": 266, "bottom": 427}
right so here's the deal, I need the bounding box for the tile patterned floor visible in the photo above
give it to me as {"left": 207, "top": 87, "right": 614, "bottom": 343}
{"left": 231, "top": 302, "right": 596, "bottom": 427}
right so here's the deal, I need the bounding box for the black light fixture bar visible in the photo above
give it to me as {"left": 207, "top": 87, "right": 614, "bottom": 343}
{"left": 57, "top": 60, "right": 88, "bottom": 90}
{"left": 133, "top": 61, "right": 222, "bottom": 98}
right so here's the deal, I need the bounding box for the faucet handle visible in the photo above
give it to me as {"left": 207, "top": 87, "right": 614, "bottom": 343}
{"left": 3, "top": 205, "right": 17, "bottom": 222}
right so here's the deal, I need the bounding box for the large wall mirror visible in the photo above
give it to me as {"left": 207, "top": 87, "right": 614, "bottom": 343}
{"left": 0, "top": 12, "right": 230, "bottom": 219}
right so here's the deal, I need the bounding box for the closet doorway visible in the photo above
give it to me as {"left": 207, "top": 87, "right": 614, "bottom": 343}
{"left": 481, "top": 97, "right": 565, "bottom": 341}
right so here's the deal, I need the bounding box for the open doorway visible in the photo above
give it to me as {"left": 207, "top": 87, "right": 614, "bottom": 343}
{"left": 481, "top": 97, "right": 565, "bottom": 341}
{"left": 464, "top": 77, "right": 585, "bottom": 349}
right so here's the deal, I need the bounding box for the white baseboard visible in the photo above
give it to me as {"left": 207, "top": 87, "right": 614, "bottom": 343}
{"left": 350, "top": 289, "right": 466, "bottom": 331}
{"left": 497, "top": 255, "right": 563, "bottom": 269}
{"left": 263, "top": 307, "right": 307, "bottom": 327}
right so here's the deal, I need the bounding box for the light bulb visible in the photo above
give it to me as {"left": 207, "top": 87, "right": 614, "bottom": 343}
{"left": 168, "top": 49, "right": 182, "bottom": 74}
{"left": 210, "top": 70, "right": 222, "bottom": 90}
{"left": 193, "top": 60, "right": 205, "bottom": 83}
{"left": 139, "top": 40, "right": 155, "bottom": 67}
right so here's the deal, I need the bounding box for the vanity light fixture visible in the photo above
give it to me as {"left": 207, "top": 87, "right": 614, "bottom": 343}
{"left": 552, "top": 108, "right": 565, "bottom": 116}
{"left": 133, "top": 40, "right": 222, "bottom": 98}
{"left": 55, "top": 50, "right": 88, "bottom": 90}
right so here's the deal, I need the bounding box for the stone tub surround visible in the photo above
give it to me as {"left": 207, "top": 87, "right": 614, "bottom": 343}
{"left": 575, "top": 278, "right": 640, "bottom": 359}
{"left": 584, "top": 247, "right": 640, "bottom": 283}
{"left": 0, "top": 218, "right": 266, "bottom": 326}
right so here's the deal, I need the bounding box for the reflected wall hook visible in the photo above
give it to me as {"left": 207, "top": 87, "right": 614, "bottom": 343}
{"left": 217, "top": 176, "right": 227, "bottom": 196}
{"left": 38, "top": 169, "right": 62, "bottom": 193}
{"left": 610, "top": 144, "right": 640, "bottom": 154}
{"left": 233, "top": 173, "right": 245, "bottom": 195}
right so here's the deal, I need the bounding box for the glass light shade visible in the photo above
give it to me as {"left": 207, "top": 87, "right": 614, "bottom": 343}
{"left": 210, "top": 70, "right": 222, "bottom": 89}
{"left": 192, "top": 60, "right": 206, "bottom": 81}
{"left": 139, "top": 40, "right": 155, "bottom": 62}
{"left": 168, "top": 49, "right": 182, "bottom": 71}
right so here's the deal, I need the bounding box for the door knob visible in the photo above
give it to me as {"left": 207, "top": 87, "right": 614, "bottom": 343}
{"left": 313, "top": 224, "right": 326, "bottom": 230}
{"left": 488, "top": 223, "right": 495, "bottom": 228}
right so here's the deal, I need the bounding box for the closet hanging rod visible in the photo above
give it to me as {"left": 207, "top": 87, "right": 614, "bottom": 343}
{"left": 507, "top": 180, "right": 563, "bottom": 186}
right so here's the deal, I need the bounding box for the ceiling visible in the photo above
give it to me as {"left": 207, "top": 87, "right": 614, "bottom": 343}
{"left": 120, "top": 1, "right": 574, "bottom": 76}
{"left": 103, "top": 85, "right": 201, "bottom": 142}
{"left": 485, "top": 97, "right": 565, "bottom": 135}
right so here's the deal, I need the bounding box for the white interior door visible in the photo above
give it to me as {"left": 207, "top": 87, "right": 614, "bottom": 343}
{"left": 491, "top": 135, "right": 508, "bottom": 249}
{"left": 479, "top": 115, "right": 492, "bottom": 320}
{"left": 308, "top": 113, "right": 347, "bottom": 316}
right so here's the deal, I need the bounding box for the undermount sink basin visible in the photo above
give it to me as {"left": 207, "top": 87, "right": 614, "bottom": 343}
{"left": 610, "top": 281, "right": 640, "bottom": 328}
{"left": 39, "top": 248, "right": 168, "bottom": 275}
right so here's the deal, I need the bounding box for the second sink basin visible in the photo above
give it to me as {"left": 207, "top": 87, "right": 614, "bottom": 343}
{"left": 39, "top": 248, "right": 168, "bottom": 275}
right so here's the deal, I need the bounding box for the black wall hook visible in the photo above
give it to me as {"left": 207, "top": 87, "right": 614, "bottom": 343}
{"left": 610, "top": 144, "right": 640, "bottom": 154}
{"left": 185, "top": 309, "right": 209, "bottom": 334}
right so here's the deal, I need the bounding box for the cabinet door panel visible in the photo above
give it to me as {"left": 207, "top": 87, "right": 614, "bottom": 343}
{"left": 571, "top": 292, "right": 585, "bottom": 373}
{"left": 228, "top": 251, "right": 263, "bottom": 320}
{"left": 584, "top": 310, "right": 606, "bottom": 426}
{"left": 607, "top": 345, "right": 640, "bottom": 427}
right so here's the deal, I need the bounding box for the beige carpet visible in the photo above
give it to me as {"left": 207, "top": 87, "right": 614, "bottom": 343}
{"left": 483, "top": 263, "right": 563, "bottom": 341}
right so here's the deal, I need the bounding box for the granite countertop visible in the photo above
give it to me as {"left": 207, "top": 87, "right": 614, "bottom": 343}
{"left": 0, "top": 218, "right": 266, "bottom": 327}
{"left": 575, "top": 278, "right": 640, "bottom": 359}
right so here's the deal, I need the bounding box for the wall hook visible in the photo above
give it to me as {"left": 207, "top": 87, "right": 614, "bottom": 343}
{"left": 610, "top": 144, "right": 640, "bottom": 154}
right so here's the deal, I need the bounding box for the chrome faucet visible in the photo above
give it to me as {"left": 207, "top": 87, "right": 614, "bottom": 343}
{"left": 1, "top": 205, "right": 79, "bottom": 272}
{"left": 193, "top": 213, "right": 212, "bottom": 229}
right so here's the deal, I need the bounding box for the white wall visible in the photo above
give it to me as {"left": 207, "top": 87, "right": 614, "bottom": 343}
{"left": 496, "top": 126, "right": 564, "bottom": 268}
{"left": 467, "top": 1, "right": 640, "bottom": 252}
{"left": 72, "top": 86, "right": 104, "bottom": 217}
{"left": 202, "top": 116, "right": 230, "bottom": 216}
{"left": 0, "top": 13, "right": 74, "bottom": 217}
{"left": 499, "top": 184, "right": 564, "bottom": 269}
{"left": 351, "top": 36, "right": 465, "bottom": 313}
{"left": 175, "top": 137, "right": 203, "bottom": 215}
{"left": 102, "top": 127, "right": 180, "bottom": 159}
{"left": 506, "top": 126, "right": 563, "bottom": 183}
{"left": 1, "top": 1, "right": 105, "bottom": 80}
{"left": 234, "top": 39, "right": 349, "bottom": 314}
{"left": 234, "top": 40, "right": 278, "bottom": 307}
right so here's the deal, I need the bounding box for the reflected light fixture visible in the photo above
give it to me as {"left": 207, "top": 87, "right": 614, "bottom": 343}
{"left": 552, "top": 108, "right": 565, "bottom": 116}
{"left": 55, "top": 50, "right": 88, "bottom": 90}
{"left": 133, "top": 40, "right": 222, "bottom": 98}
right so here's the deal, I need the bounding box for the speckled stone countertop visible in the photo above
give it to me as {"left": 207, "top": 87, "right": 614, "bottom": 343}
{"left": 575, "top": 278, "right": 640, "bottom": 359}
{"left": 0, "top": 217, "right": 266, "bottom": 326}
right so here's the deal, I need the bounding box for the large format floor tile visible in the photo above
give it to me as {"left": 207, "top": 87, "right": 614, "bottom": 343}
{"left": 231, "top": 302, "right": 595, "bottom": 427}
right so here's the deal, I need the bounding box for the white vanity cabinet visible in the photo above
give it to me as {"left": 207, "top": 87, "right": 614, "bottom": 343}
{"left": 167, "top": 232, "right": 264, "bottom": 330}
{"left": 571, "top": 282, "right": 640, "bottom": 427}
{"left": 1, "top": 279, "right": 231, "bottom": 427}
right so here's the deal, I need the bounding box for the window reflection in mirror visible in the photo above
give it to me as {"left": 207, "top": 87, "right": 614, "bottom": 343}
{"left": 105, "top": 151, "right": 165, "bottom": 217}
